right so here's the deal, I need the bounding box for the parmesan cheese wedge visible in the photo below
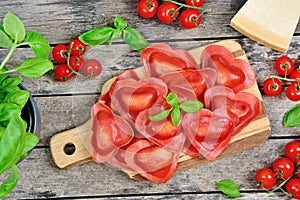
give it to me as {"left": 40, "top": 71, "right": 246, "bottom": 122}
{"left": 230, "top": 0, "right": 300, "bottom": 52}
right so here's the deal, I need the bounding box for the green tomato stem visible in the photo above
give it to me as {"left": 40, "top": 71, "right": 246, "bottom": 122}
{"left": 164, "top": 0, "right": 211, "bottom": 12}
{"left": 270, "top": 75, "right": 299, "bottom": 82}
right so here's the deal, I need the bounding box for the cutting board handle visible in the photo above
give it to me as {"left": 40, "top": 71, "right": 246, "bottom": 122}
{"left": 50, "top": 121, "right": 92, "bottom": 169}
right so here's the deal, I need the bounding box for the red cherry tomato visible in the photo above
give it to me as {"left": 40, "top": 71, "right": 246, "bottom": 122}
{"left": 185, "top": 0, "right": 204, "bottom": 7}
{"left": 286, "top": 178, "right": 300, "bottom": 199}
{"left": 52, "top": 44, "right": 68, "bottom": 63}
{"left": 275, "top": 55, "right": 295, "bottom": 76}
{"left": 138, "top": 0, "right": 159, "bottom": 19}
{"left": 286, "top": 82, "right": 300, "bottom": 101}
{"left": 297, "top": 165, "right": 300, "bottom": 178}
{"left": 179, "top": 9, "right": 202, "bottom": 29}
{"left": 156, "top": 2, "right": 179, "bottom": 23}
{"left": 255, "top": 168, "right": 277, "bottom": 189}
{"left": 68, "top": 39, "right": 87, "bottom": 56}
{"left": 273, "top": 157, "right": 294, "bottom": 179}
{"left": 290, "top": 69, "right": 300, "bottom": 80}
{"left": 81, "top": 59, "right": 102, "bottom": 77}
{"left": 285, "top": 141, "right": 300, "bottom": 163}
{"left": 69, "top": 56, "right": 84, "bottom": 71}
{"left": 263, "top": 77, "right": 282, "bottom": 96}
{"left": 54, "top": 64, "right": 74, "bottom": 82}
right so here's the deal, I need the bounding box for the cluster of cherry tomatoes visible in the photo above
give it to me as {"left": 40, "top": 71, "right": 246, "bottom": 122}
{"left": 52, "top": 39, "right": 102, "bottom": 82}
{"left": 255, "top": 141, "right": 300, "bottom": 199}
{"left": 137, "top": 0, "right": 209, "bottom": 29}
{"left": 263, "top": 55, "right": 300, "bottom": 101}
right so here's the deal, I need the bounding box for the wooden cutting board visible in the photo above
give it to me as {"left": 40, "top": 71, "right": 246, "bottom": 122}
{"left": 50, "top": 40, "right": 271, "bottom": 181}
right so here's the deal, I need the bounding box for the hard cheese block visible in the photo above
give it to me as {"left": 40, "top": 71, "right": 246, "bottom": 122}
{"left": 230, "top": 0, "right": 300, "bottom": 52}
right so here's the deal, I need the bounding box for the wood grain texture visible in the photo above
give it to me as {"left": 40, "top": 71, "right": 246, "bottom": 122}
{"left": 3, "top": 139, "right": 292, "bottom": 199}
{"left": 0, "top": 0, "right": 299, "bottom": 199}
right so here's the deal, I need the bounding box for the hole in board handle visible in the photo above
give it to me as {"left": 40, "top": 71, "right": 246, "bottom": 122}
{"left": 64, "top": 143, "right": 76, "bottom": 155}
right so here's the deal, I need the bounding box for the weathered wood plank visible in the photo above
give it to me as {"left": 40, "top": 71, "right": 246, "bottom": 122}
{"left": 2, "top": 139, "right": 293, "bottom": 199}
{"left": 1, "top": 37, "right": 300, "bottom": 96}
{"left": 0, "top": 0, "right": 299, "bottom": 44}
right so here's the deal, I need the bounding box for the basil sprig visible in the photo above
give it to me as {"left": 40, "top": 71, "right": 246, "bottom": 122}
{"left": 283, "top": 104, "right": 300, "bottom": 127}
{"left": 148, "top": 93, "right": 203, "bottom": 126}
{"left": 216, "top": 179, "right": 240, "bottom": 198}
{"left": 0, "top": 12, "right": 52, "bottom": 198}
{"left": 0, "top": 12, "right": 53, "bottom": 77}
{"left": 79, "top": 16, "right": 149, "bottom": 52}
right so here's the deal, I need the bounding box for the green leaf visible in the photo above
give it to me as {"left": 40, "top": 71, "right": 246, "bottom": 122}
{"left": 3, "top": 90, "right": 29, "bottom": 108}
{"left": 1, "top": 76, "right": 22, "bottom": 92}
{"left": 0, "top": 165, "right": 20, "bottom": 199}
{"left": 79, "top": 27, "right": 115, "bottom": 46}
{"left": 148, "top": 109, "right": 171, "bottom": 121}
{"left": 108, "top": 29, "right": 122, "bottom": 46}
{"left": 3, "top": 12, "right": 26, "bottom": 43}
{"left": 0, "top": 103, "right": 21, "bottom": 123}
{"left": 15, "top": 57, "right": 54, "bottom": 78}
{"left": 216, "top": 180, "right": 240, "bottom": 198}
{"left": 123, "top": 27, "right": 149, "bottom": 51}
{"left": 171, "top": 106, "right": 181, "bottom": 126}
{"left": 26, "top": 30, "right": 50, "bottom": 58}
{"left": 166, "top": 93, "right": 179, "bottom": 107}
{"left": 0, "top": 113, "right": 26, "bottom": 174}
{"left": 0, "top": 69, "right": 9, "bottom": 84}
{"left": 284, "top": 104, "right": 300, "bottom": 127}
{"left": 0, "top": 30, "right": 13, "bottom": 48}
{"left": 22, "top": 132, "right": 39, "bottom": 155}
{"left": 180, "top": 100, "right": 203, "bottom": 113}
{"left": 114, "top": 16, "right": 127, "bottom": 31}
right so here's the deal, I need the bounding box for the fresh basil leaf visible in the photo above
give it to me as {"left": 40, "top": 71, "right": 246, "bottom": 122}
{"left": 0, "top": 113, "right": 26, "bottom": 174}
{"left": 0, "top": 30, "right": 13, "bottom": 48}
{"left": 3, "top": 90, "right": 29, "bottom": 108}
{"left": 148, "top": 109, "right": 171, "bottom": 121}
{"left": 171, "top": 106, "right": 181, "bottom": 126}
{"left": 108, "top": 29, "right": 122, "bottom": 46}
{"left": 3, "top": 12, "right": 26, "bottom": 43}
{"left": 0, "top": 126, "right": 5, "bottom": 139}
{"left": 0, "top": 69, "right": 9, "bottom": 84}
{"left": 26, "top": 30, "right": 50, "bottom": 59}
{"left": 216, "top": 180, "right": 240, "bottom": 198}
{"left": 0, "top": 25, "right": 4, "bottom": 33}
{"left": 180, "top": 100, "right": 203, "bottom": 113}
{"left": 0, "top": 165, "right": 20, "bottom": 199}
{"left": 123, "top": 27, "right": 149, "bottom": 51}
{"left": 22, "top": 132, "right": 39, "bottom": 155}
{"left": 15, "top": 57, "right": 53, "bottom": 78}
{"left": 166, "top": 93, "right": 179, "bottom": 107}
{"left": 0, "top": 103, "right": 21, "bottom": 123}
{"left": 1, "top": 76, "right": 22, "bottom": 92}
{"left": 79, "top": 27, "right": 115, "bottom": 46}
{"left": 284, "top": 104, "right": 300, "bottom": 127}
{"left": 114, "top": 16, "right": 127, "bottom": 31}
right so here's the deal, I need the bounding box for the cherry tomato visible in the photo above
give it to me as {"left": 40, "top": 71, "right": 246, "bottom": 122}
{"left": 179, "top": 9, "right": 202, "bottom": 29}
{"left": 54, "top": 64, "right": 74, "bottom": 82}
{"left": 185, "top": 0, "right": 205, "bottom": 7}
{"left": 156, "top": 2, "right": 179, "bottom": 23}
{"left": 138, "top": 0, "right": 159, "bottom": 19}
{"left": 81, "top": 59, "right": 102, "bottom": 77}
{"left": 275, "top": 55, "right": 295, "bottom": 76}
{"left": 285, "top": 141, "right": 300, "bottom": 163}
{"left": 255, "top": 168, "right": 276, "bottom": 189}
{"left": 290, "top": 69, "right": 300, "bottom": 80}
{"left": 52, "top": 44, "right": 68, "bottom": 63}
{"left": 69, "top": 56, "right": 83, "bottom": 71}
{"left": 272, "top": 157, "right": 294, "bottom": 179}
{"left": 286, "top": 178, "right": 300, "bottom": 199}
{"left": 297, "top": 165, "right": 300, "bottom": 178}
{"left": 68, "top": 39, "right": 87, "bottom": 56}
{"left": 263, "top": 77, "right": 282, "bottom": 96}
{"left": 286, "top": 82, "right": 300, "bottom": 101}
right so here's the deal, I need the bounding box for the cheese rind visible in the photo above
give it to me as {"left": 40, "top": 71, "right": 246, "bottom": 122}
{"left": 230, "top": 0, "right": 300, "bottom": 52}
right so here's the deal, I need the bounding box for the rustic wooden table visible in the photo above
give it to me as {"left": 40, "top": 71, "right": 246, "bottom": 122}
{"left": 1, "top": 0, "right": 300, "bottom": 199}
